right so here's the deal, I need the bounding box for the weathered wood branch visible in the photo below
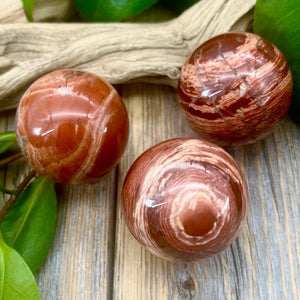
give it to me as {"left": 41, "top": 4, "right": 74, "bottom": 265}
{"left": 0, "top": 0, "right": 27, "bottom": 23}
{"left": 0, "top": 0, "right": 255, "bottom": 111}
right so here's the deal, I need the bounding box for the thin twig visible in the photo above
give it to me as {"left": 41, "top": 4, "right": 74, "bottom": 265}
{"left": 0, "top": 152, "right": 23, "bottom": 168}
{"left": 0, "top": 185, "right": 14, "bottom": 194}
{"left": 0, "top": 170, "right": 36, "bottom": 223}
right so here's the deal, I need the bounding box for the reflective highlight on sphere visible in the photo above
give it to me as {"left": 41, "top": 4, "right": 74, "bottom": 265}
{"left": 122, "top": 138, "right": 248, "bottom": 262}
{"left": 178, "top": 32, "right": 293, "bottom": 147}
{"left": 16, "top": 69, "right": 129, "bottom": 184}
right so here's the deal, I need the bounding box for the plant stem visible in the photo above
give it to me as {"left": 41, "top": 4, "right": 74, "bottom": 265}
{"left": 0, "top": 170, "right": 36, "bottom": 223}
{"left": 0, "top": 152, "right": 23, "bottom": 168}
{"left": 0, "top": 185, "right": 14, "bottom": 194}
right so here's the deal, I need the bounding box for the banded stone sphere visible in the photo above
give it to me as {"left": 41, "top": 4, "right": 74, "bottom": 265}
{"left": 16, "top": 69, "right": 129, "bottom": 184}
{"left": 178, "top": 32, "right": 293, "bottom": 147}
{"left": 122, "top": 138, "right": 248, "bottom": 262}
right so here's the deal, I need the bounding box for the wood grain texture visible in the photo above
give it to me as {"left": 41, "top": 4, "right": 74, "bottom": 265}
{"left": 113, "top": 83, "right": 300, "bottom": 300}
{"left": 0, "top": 82, "right": 299, "bottom": 300}
{"left": 1, "top": 2, "right": 300, "bottom": 299}
{"left": 0, "top": 0, "right": 255, "bottom": 111}
{"left": 37, "top": 180, "right": 118, "bottom": 300}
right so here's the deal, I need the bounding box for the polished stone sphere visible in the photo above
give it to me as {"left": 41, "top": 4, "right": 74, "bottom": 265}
{"left": 122, "top": 138, "right": 248, "bottom": 262}
{"left": 178, "top": 32, "right": 293, "bottom": 147}
{"left": 16, "top": 69, "right": 129, "bottom": 184}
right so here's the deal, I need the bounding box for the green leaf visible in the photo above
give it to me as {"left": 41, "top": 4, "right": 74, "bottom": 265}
{"left": 22, "top": 0, "right": 35, "bottom": 22}
{"left": 159, "top": 0, "right": 199, "bottom": 13}
{"left": 0, "top": 176, "right": 57, "bottom": 274}
{"left": 253, "top": 0, "right": 300, "bottom": 122}
{"left": 0, "top": 132, "right": 17, "bottom": 154}
{"left": 0, "top": 231, "right": 40, "bottom": 300}
{"left": 74, "top": 0, "right": 158, "bottom": 21}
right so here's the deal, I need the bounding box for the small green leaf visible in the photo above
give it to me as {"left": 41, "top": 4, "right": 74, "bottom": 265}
{"left": 22, "top": 0, "right": 35, "bottom": 22}
{"left": 253, "top": 0, "right": 300, "bottom": 122}
{"left": 0, "top": 176, "right": 57, "bottom": 274}
{"left": 0, "top": 231, "right": 40, "bottom": 299}
{"left": 159, "top": 0, "right": 199, "bottom": 13}
{"left": 74, "top": 0, "right": 158, "bottom": 21}
{"left": 0, "top": 132, "right": 17, "bottom": 154}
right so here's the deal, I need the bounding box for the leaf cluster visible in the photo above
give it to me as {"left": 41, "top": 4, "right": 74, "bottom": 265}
{"left": 0, "top": 132, "right": 57, "bottom": 299}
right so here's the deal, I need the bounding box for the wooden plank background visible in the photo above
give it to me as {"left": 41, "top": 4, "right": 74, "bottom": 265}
{"left": 1, "top": 82, "right": 299, "bottom": 299}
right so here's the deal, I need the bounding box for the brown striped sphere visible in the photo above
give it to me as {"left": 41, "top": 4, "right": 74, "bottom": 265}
{"left": 178, "top": 32, "right": 293, "bottom": 147}
{"left": 16, "top": 69, "right": 129, "bottom": 184}
{"left": 122, "top": 138, "right": 248, "bottom": 262}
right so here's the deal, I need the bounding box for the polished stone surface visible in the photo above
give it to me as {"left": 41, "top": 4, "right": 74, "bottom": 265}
{"left": 178, "top": 32, "right": 293, "bottom": 147}
{"left": 122, "top": 138, "right": 248, "bottom": 262}
{"left": 16, "top": 69, "right": 129, "bottom": 184}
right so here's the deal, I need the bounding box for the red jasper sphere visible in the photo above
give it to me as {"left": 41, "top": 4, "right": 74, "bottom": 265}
{"left": 178, "top": 32, "right": 293, "bottom": 147}
{"left": 16, "top": 69, "right": 129, "bottom": 184}
{"left": 122, "top": 138, "right": 248, "bottom": 262}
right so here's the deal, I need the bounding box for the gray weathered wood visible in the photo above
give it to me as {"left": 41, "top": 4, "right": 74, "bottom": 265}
{"left": 113, "top": 83, "right": 300, "bottom": 300}
{"left": 0, "top": 110, "right": 118, "bottom": 300}
{"left": 1, "top": 1, "right": 300, "bottom": 298}
{"left": 0, "top": 82, "right": 299, "bottom": 300}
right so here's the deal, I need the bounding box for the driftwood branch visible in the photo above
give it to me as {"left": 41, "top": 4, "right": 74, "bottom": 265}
{"left": 0, "top": 0, "right": 27, "bottom": 23}
{"left": 0, "top": 0, "right": 255, "bottom": 111}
